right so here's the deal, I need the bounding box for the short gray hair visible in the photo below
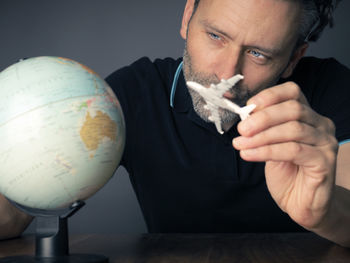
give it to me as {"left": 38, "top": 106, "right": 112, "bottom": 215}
{"left": 192, "top": 0, "right": 341, "bottom": 46}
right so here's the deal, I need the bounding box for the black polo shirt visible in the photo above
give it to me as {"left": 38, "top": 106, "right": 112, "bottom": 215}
{"left": 105, "top": 56, "right": 350, "bottom": 233}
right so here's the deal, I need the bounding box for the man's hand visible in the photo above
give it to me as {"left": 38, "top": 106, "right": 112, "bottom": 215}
{"left": 232, "top": 81, "right": 338, "bottom": 230}
{"left": 0, "top": 194, "right": 33, "bottom": 240}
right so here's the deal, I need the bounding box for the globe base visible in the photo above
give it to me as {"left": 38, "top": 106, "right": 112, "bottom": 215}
{"left": 3, "top": 201, "right": 110, "bottom": 262}
{"left": 0, "top": 254, "right": 108, "bottom": 263}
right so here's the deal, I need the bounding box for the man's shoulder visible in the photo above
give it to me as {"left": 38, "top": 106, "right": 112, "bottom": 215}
{"left": 105, "top": 57, "right": 182, "bottom": 109}
{"left": 290, "top": 56, "right": 350, "bottom": 141}
{"left": 286, "top": 56, "right": 349, "bottom": 98}
{"left": 105, "top": 57, "right": 181, "bottom": 88}
{"left": 292, "top": 56, "right": 349, "bottom": 83}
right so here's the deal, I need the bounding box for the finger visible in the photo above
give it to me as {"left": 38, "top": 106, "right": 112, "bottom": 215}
{"left": 238, "top": 100, "right": 323, "bottom": 137}
{"left": 247, "top": 81, "right": 309, "bottom": 110}
{"left": 233, "top": 121, "right": 335, "bottom": 150}
{"left": 239, "top": 142, "right": 332, "bottom": 169}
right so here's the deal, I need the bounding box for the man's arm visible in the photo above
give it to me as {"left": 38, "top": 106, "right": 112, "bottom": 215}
{"left": 233, "top": 82, "right": 350, "bottom": 247}
{"left": 309, "top": 143, "right": 350, "bottom": 247}
{"left": 0, "top": 194, "right": 33, "bottom": 240}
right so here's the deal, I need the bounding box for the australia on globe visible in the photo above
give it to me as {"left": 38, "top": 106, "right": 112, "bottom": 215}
{"left": 0, "top": 56, "right": 125, "bottom": 210}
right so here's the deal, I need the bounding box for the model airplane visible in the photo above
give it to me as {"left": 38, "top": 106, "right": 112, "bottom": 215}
{"left": 187, "top": 74, "right": 256, "bottom": 134}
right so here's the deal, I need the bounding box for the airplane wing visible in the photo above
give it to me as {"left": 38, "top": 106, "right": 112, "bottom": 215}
{"left": 205, "top": 102, "right": 224, "bottom": 134}
{"left": 214, "top": 74, "right": 244, "bottom": 97}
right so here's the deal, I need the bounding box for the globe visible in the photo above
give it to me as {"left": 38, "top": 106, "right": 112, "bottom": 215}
{"left": 0, "top": 56, "right": 125, "bottom": 210}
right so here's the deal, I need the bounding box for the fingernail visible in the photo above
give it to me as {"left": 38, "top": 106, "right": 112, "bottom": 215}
{"left": 242, "top": 148, "right": 257, "bottom": 156}
{"left": 247, "top": 96, "right": 262, "bottom": 108}
{"left": 233, "top": 136, "right": 246, "bottom": 147}
{"left": 232, "top": 137, "right": 240, "bottom": 147}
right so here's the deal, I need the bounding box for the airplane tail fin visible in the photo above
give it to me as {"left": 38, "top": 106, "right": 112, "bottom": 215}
{"left": 238, "top": 104, "right": 256, "bottom": 120}
{"left": 226, "top": 74, "right": 244, "bottom": 86}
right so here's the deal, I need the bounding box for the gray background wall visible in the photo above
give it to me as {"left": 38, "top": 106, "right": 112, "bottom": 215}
{"left": 1, "top": 0, "right": 349, "bottom": 235}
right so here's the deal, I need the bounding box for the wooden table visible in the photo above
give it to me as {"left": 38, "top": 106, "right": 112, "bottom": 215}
{"left": 1, "top": 233, "right": 350, "bottom": 262}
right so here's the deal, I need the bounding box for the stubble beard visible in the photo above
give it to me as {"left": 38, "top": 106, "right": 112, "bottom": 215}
{"left": 182, "top": 44, "right": 254, "bottom": 126}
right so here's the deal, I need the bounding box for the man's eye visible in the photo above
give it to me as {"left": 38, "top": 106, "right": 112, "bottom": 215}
{"left": 208, "top": 32, "right": 221, "bottom": 41}
{"left": 249, "top": 50, "right": 265, "bottom": 58}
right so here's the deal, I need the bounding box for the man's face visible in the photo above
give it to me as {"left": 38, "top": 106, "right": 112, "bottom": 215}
{"left": 181, "top": 0, "right": 304, "bottom": 126}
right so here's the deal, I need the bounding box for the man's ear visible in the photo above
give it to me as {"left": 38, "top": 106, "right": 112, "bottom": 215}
{"left": 281, "top": 42, "right": 309, "bottom": 78}
{"left": 180, "top": 0, "right": 196, "bottom": 40}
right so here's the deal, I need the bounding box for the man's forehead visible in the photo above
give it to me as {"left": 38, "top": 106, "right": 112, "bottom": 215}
{"left": 197, "top": 0, "right": 302, "bottom": 12}
{"left": 199, "top": 0, "right": 301, "bottom": 5}
{"left": 194, "top": 0, "right": 302, "bottom": 53}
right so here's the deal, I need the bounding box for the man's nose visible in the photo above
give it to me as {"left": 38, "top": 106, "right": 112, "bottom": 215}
{"left": 215, "top": 49, "right": 243, "bottom": 80}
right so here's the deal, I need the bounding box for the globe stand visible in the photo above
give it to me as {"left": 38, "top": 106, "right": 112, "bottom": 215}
{"left": 0, "top": 201, "right": 108, "bottom": 263}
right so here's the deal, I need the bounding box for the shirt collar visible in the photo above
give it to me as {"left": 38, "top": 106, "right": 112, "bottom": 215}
{"left": 170, "top": 61, "right": 191, "bottom": 113}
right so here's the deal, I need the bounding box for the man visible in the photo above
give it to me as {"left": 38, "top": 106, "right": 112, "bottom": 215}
{"left": 1, "top": 0, "right": 349, "bottom": 247}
